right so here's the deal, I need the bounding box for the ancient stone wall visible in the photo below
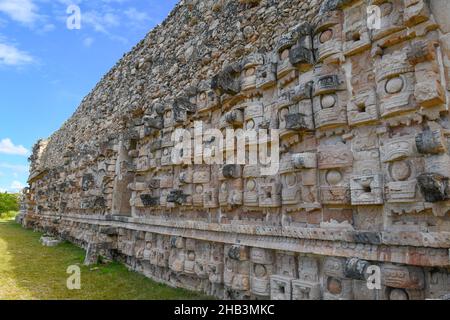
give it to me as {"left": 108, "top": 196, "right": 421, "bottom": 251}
{"left": 22, "top": 0, "right": 450, "bottom": 300}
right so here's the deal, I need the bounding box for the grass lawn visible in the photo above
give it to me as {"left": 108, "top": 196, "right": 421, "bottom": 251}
{"left": 0, "top": 217, "right": 210, "bottom": 300}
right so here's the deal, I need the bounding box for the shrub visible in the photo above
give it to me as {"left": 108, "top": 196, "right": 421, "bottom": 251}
{"left": 0, "top": 211, "right": 18, "bottom": 220}
{"left": 0, "top": 193, "right": 20, "bottom": 214}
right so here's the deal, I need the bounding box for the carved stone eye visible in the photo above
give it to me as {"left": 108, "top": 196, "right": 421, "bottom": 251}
{"left": 247, "top": 180, "right": 256, "bottom": 191}
{"left": 320, "top": 29, "right": 333, "bottom": 43}
{"left": 385, "top": 76, "right": 404, "bottom": 94}
{"left": 326, "top": 170, "right": 342, "bottom": 185}
{"left": 281, "top": 49, "right": 290, "bottom": 60}
{"left": 390, "top": 161, "right": 411, "bottom": 181}
{"left": 165, "top": 110, "right": 172, "bottom": 119}
{"left": 246, "top": 120, "right": 255, "bottom": 130}
{"left": 196, "top": 185, "right": 203, "bottom": 193}
{"left": 327, "top": 277, "right": 342, "bottom": 294}
{"left": 321, "top": 94, "right": 336, "bottom": 109}
{"left": 381, "top": 2, "right": 394, "bottom": 17}
{"left": 199, "top": 92, "right": 206, "bottom": 101}
{"left": 221, "top": 183, "right": 227, "bottom": 192}
{"left": 286, "top": 174, "right": 297, "bottom": 187}
{"left": 279, "top": 108, "right": 289, "bottom": 121}
{"left": 389, "top": 289, "right": 409, "bottom": 300}
{"left": 245, "top": 67, "right": 255, "bottom": 77}
{"left": 254, "top": 264, "right": 267, "bottom": 277}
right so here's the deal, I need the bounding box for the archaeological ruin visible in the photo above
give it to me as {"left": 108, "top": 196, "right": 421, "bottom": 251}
{"left": 19, "top": 0, "right": 450, "bottom": 300}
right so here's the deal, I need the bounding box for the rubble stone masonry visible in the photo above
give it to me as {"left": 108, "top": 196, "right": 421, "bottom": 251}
{"left": 20, "top": 0, "right": 450, "bottom": 299}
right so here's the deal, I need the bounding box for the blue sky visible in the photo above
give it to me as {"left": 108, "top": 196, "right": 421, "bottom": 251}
{"left": 0, "top": 0, "right": 178, "bottom": 193}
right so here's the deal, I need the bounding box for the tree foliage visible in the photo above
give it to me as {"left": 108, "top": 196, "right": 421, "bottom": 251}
{"left": 0, "top": 193, "right": 19, "bottom": 214}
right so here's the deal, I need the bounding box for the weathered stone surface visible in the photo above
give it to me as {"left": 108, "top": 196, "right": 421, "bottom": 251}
{"left": 20, "top": 0, "right": 450, "bottom": 300}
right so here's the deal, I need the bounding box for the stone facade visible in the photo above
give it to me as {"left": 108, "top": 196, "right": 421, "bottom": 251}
{"left": 21, "top": 0, "right": 450, "bottom": 300}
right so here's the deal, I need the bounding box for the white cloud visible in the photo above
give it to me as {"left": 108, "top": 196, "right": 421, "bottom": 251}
{"left": 83, "top": 37, "right": 94, "bottom": 47}
{"left": 0, "top": 42, "right": 33, "bottom": 66}
{"left": 0, "top": 138, "right": 29, "bottom": 156}
{"left": 0, "top": 0, "right": 39, "bottom": 24}
{"left": 124, "top": 7, "right": 150, "bottom": 22}
{"left": 0, "top": 162, "right": 29, "bottom": 173}
{"left": 0, "top": 180, "right": 26, "bottom": 193}
{"left": 10, "top": 180, "right": 24, "bottom": 191}
{"left": 82, "top": 10, "right": 120, "bottom": 33}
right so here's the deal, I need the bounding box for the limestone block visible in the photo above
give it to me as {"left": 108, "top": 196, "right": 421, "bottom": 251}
{"left": 276, "top": 32, "right": 297, "bottom": 78}
{"left": 381, "top": 264, "right": 425, "bottom": 290}
{"left": 370, "top": 0, "right": 405, "bottom": 41}
{"left": 258, "top": 179, "right": 282, "bottom": 208}
{"left": 241, "top": 54, "right": 264, "bottom": 91}
{"left": 342, "top": 1, "right": 371, "bottom": 56}
{"left": 313, "top": 10, "right": 343, "bottom": 62}
{"left": 417, "top": 173, "right": 448, "bottom": 202}
{"left": 256, "top": 55, "right": 277, "bottom": 89}
{"left": 350, "top": 174, "right": 384, "bottom": 205}
{"left": 270, "top": 275, "right": 293, "bottom": 300}
{"left": 212, "top": 63, "right": 242, "bottom": 95}
{"left": 415, "top": 129, "right": 447, "bottom": 155}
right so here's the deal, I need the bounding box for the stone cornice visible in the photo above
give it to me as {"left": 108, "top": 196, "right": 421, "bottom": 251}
{"left": 30, "top": 212, "right": 450, "bottom": 267}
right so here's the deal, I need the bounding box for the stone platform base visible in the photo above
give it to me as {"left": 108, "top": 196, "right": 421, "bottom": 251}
{"left": 21, "top": 212, "right": 450, "bottom": 300}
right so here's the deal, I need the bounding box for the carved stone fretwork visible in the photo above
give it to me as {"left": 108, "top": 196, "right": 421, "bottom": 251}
{"left": 276, "top": 31, "right": 297, "bottom": 79}
{"left": 313, "top": 10, "right": 343, "bottom": 62}
{"left": 347, "top": 51, "right": 379, "bottom": 126}
{"left": 212, "top": 63, "right": 242, "bottom": 96}
{"left": 22, "top": 0, "right": 450, "bottom": 301}
{"left": 313, "top": 66, "right": 348, "bottom": 129}
{"left": 219, "top": 179, "right": 243, "bottom": 208}
{"left": 318, "top": 142, "right": 352, "bottom": 205}
{"left": 290, "top": 81, "right": 315, "bottom": 131}
{"left": 381, "top": 264, "right": 425, "bottom": 290}
{"left": 243, "top": 165, "right": 260, "bottom": 208}
{"left": 292, "top": 256, "right": 321, "bottom": 300}
{"left": 370, "top": 0, "right": 405, "bottom": 42}
{"left": 289, "top": 23, "right": 315, "bottom": 67}
{"left": 258, "top": 177, "right": 282, "bottom": 208}
{"left": 203, "top": 187, "right": 219, "bottom": 209}
{"left": 417, "top": 173, "right": 449, "bottom": 203}
{"left": 140, "top": 194, "right": 160, "bottom": 207}
{"left": 241, "top": 54, "right": 264, "bottom": 91}
{"left": 224, "top": 245, "right": 251, "bottom": 299}
{"left": 256, "top": 54, "right": 277, "bottom": 89}
{"left": 221, "top": 164, "right": 242, "bottom": 179}
{"left": 342, "top": 1, "right": 371, "bottom": 56}
{"left": 223, "top": 109, "right": 244, "bottom": 127}
{"left": 197, "top": 80, "right": 219, "bottom": 113}
{"left": 250, "top": 248, "right": 274, "bottom": 298}
{"left": 381, "top": 135, "right": 415, "bottom": 163}
{"left": 375, "top": 49, "right": 417, "bottom": 118}
{"left": 244, "top": 100, "right": 264, "bottom": 134}
{"left": 415, "top": 129, "right": 447, "bottom": 155}
{"left": 350, "top": 174, "right": 384, "bottom": 206}
{"left": 166, "top": 190, "right": 189, "bottom": 206}
{"left": 427, "top": 269, "right": 450, "bottom": 299}
{"left": 344, "top": 257, "right": 370, "bottom": 280}
{"left": 270, "top": 275, "right": 293, "bottom": 300}
{"left": 323, "top": 257, "right": 353, "bottom": 300}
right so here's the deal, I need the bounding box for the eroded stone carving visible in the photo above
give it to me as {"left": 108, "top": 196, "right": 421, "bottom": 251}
{"left": 21, "top": 0, "right": 450, "bottom": 301}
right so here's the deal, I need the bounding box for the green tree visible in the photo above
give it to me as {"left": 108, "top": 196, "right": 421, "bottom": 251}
{"left": 0, "top": 193, "right": 20, "bottom": 214}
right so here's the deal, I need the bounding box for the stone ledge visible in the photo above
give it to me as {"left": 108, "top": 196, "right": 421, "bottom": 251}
{"left": 26, "top": 213, "right": 450, "bottom": 267}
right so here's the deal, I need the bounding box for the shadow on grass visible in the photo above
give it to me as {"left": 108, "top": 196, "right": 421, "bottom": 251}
{"left": 0, "top": 219, "right": 211, "bottom": 300}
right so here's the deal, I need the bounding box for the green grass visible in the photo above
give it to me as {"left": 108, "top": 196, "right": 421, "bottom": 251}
{"left": 0, "top": 217, "right": 210, "bottom": 300}
{"left": 0, "top": 211, "right": 18, "bottom": 220}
